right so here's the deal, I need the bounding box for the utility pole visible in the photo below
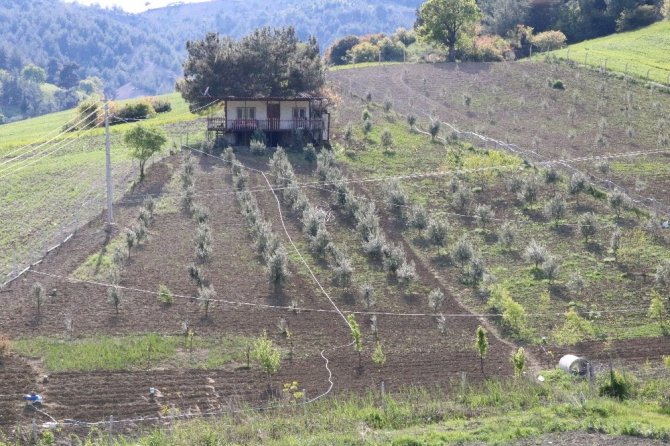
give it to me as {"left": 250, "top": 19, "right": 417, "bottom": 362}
{"left": 105, "top": 102, "right": 114, "bottom": 230}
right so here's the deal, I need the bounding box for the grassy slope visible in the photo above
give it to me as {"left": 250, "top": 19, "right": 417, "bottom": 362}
{"left": 548, "top": 21, "right": 670, "bottom": 85}
{"left": 30, "top": 371, "right": 670, "bottom": 445}
{"left": 0, "top": 92, "right": 208, "bottom": 279}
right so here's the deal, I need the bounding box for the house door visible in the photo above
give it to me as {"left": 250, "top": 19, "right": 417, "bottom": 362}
{"left": 268, "top": 104, "right": 280, "bottom": 130}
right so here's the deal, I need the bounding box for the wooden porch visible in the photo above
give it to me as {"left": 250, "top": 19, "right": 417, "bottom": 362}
{"left": 207, "top": 117, "right": 324, "bottom": 132}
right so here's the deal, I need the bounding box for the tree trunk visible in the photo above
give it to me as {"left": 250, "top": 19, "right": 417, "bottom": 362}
{"left": 447, "top": 44, "right": 456, "bottom": 63}
{"left": 140, "top": 160, "right": 145, "bottom": 179}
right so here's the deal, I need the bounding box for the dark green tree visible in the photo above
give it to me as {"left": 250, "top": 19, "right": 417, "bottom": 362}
{"left": 177, "top": 28, "right": 324, "bottom": 110}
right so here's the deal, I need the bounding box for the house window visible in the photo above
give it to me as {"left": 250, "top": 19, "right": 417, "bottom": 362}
{"left": 236, "top": 107, "right": 256, "bottom": 120}
{"left": 292, "top": 107, "right": 307, "bottom": 119}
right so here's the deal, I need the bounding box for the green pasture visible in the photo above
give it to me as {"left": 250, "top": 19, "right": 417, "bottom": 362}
{"left": 547, "top": 21, "right": 670, "bottom": 85}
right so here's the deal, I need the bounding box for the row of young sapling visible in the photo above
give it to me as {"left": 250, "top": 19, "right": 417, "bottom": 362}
{"left": 222, "top": 148, "right": 291, "bottom": 293}
{"left": 311, "top": 149, "right": 465, "bottom": 339}
{"left": 180, "top": 154, "right": 217, "bottom": 318}
{"left": 27, "top": 192, "right": 161, "bottom": 319}
{"left": 267, "top": 147, "right": 394, "bottom": 367}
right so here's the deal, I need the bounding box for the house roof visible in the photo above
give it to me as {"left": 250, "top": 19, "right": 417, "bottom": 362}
{"left": 216, "top": 93, "right": 325, "bottom": 101}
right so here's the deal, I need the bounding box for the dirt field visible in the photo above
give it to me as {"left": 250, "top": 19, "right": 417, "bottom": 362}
{"left": 0, "top": 152, "right": 515, "bottom": 432}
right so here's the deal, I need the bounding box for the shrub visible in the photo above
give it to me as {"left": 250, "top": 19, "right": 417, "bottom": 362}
{"left": 544, "top": 195, "right": 567, "bottom": 227}
{"left": 362, "top": 233, "right": 387, "bottom": 260}
{"left": 616, "top": 5, "right": 658, "bottom": 32}
{"left": 551, "top": 80, "right": 565, "bottom": 90}
{"left": 608, "top": 190, "right": 631, "bottom": 219}
{"left": 383, "top": 243, "right": 406, "bottom": 274}
{"left": 497, "top": 222, "right": 516, "bottom": 250}
{"left": 192, "top": 204, "right": 209, "bottom": 224}
{"left": 107, "top": 286, "right": 122, "bottom": 315}
{"left": 409, "top": 205, "right": 429, "bottom": 231}
{"left": 380, "top": 128, "right": 393, "bottom": 149}
{"left": 407, "top": 114, "right": 417, "bottom": 129}
{"left": 427, "top": 218, "right": 449, "bottom": 253}
{"left": 303, "top": 143, "right": 317, "bottom": 163}
{"left": 502, "top": 297, "right": 527, "bottom": 336}
{"left": 396, "top": 260, "right": 416, "bottom": 286}
{"left": 198, "top": 284, "right": 216, "bottom": 318}
{"left": 333, "top": 252, "right": 354, "bottom": 288}
{"left": 194, "top": 223, "right": 213, "bottom": 264}
{"left": 517, "top": 178, "right": 538, "bottom": 208}
{"left": 32, "top": 282, "right": 45, "bottom": 314}
{"left": 188, "top": 263, "right": 205, "bottom": 289}
{"left": 511, "top": 347, "right": 526, "bottom": 378}
{"left": 372, "top": 342, "right": 386, "bottom": 366}
{"left": 656, "top": 259, "right": 670, "bottom": 288}
{"left": 428, "top": 288, "right": 445, "bottom": 312}
{"left": 540, "top": 256, "right": 560, "bottom": 282}
{"left": 158, "top": 285, "right": 174, "bottom": 305}
{"left": 599, "top": 369, "right": 635, "bottom": 400}
{"left": 360, "top": 284, "right": 376, "bottom": 309}
{"left": 181, "top": 186, "right": 195, "bottom": 211}
{"left": 474, "top": 204, "right": 494, "bottom": 229}
{"left": 363, "top": 119, "right": 373, "bottom": 135}
{"left": 383, "top": 100, "right": 392, "bottom": 113}
{"left": 464, "top": 257, "right": 486, "bottom": 285}
{"left": 251, "top": 128, "right": 267, "bottom": 145}
{"left": 429, "top": 121, "right": 440, "bottom": 141}
{"left": 568, "top": 172, "right": 587, "bottom": 203}
{"left": 303, "top": 206, "right": 326, "bottom": 237}
{"left": 143, "top": 195, "right": 156, "bottom": 215}
{"left": 125, "top": 228, "right": 137, "bottom": 254}
{"left": 452, "top": 188, "right": 473, "bottom": 212}
{"left": 252, "top": 330, "right": 281, "bottom": 378}
{"left": 531, "top": 30, "right": 566, "bottom": 52}
{"left": 524, "top": 239, "right": 548, "bottom": 269}
{"left": 151, "top": 99, "right": 172, "bottom": 113}
{"left": 578, "top": 212, "right": 599, "bottom": 243}
{"left": 115, "top": 101, "right": 156, "bottom": 122}
{"left": 250, "top": 139, "right": 267, "bottom": 156}
{"left": 452, "top": 237, "right": 474, "bottom": 267}
{"left": 267, "top": 248, "right": 290, "bottom": 289}
{"left": 385, "top": 181, "right": 407, "bottom": 218}
{"left": 310, "top": 227, "right": 332, "bottom": 257}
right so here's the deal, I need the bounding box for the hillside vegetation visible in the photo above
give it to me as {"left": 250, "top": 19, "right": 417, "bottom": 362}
{"left": 548, "top": 21, "right": 670, "bottom": 85}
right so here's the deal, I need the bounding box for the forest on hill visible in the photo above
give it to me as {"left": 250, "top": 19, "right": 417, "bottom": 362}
{"left": 0, "top": 0, "right": 421, "bottom": 122}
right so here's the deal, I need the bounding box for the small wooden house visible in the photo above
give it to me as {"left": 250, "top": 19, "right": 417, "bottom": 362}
{"left": 207, "top": 94, "right": 330, "bottom": 146}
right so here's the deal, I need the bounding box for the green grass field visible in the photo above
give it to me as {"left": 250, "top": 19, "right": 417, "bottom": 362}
{"left": 0, "top": 92, "right": 208, "bottom": 281}
{"left": 547, "top": 21, "right": 670, "bottom": 85}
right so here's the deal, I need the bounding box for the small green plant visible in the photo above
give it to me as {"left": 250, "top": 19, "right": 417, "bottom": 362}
{"left": 429, "top": 121, "right": 440, "bottom": 141}
{"left": 107, "top": 286, "right": 122, "bottom": 315}
{"left": 347, "top": 314, "right": 363, "bottom": 367}
{"left": 475, "top": 325, "right": 488, "bottom": 376}
{"left": 250, "top": 139, "right": 267, "bottom": 156}
{"left": 158, "top": 285, "right": 174, "bottom": 305}
{"left": 363, "top": 119, "right": 373, "bottom": 136}
{"left": 544, "top": 195, "right": 566, "bottom": 227}
{"left": 452, "top": 236, "right": 474, "bottom": 268}
{"left": 578, "top": 212, "right": 599, "bottom": 243}
{"left": 380, "top": 128, "right": 393, "bottom": 150}
{"left": 648, "top": 289, "right": 665, "bottom": 329}
{"left": 360, "top": 284, "right": 376, "bottom": 309}
{"left": 31, "top": 282, "right": 45, "bottom": 315}
{"left": 407, "top": 114, "right": 417, "bottom": 130}
{"left": 252, "top": 330, "right": 282, "bottom": 382}
{"left": 599, "top": 369, "right": 634, "bottom": 400}
{"left": 551, "top": 79, "right": 565, "bottom": 90}
{"left": 427, "top": 218, "right": 449, "bottom": 254}
{"left": 198, "top": 285, "right": 216, "bottom": 318}
{"left": 428, "top": 288, "right": 445, "bottom": 312}
{"left": 282, "top": 381, "right": 304, "bottom": 404}
{"left": 372, "top": 341, "right": 386, "bottom": 366}
{"left": 524, "top": 239, "right": 548, "bottom": 269}
{"left": 511, "top": 347, "right": 525, "bottom": 378}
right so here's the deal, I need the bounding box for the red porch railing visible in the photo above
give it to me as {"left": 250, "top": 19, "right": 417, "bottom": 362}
{"left": 207, "top": 118, "right": 323, "bottom": 132}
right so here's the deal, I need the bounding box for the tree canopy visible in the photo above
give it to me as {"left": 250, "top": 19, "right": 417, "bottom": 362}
{"left": 415, "top": 0, "right": 482, "bottom": 61}
{"left": 176, "top": 27, "right": 325, "bottom": 109}
{"left": 124, "top": 125, "right": 166, "bottom": 180}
